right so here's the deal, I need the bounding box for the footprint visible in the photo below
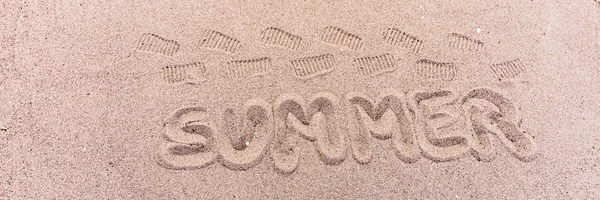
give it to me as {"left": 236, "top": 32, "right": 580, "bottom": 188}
{"left": 460, "top": 88, "right": 537, "bottom": 162}
{"left": 320, "top": 26, "right": 363, "bottom": 50}
{"left": 223, "top": 57, "right": 272, "bottom": 79}
{"left": 490, "top": 58, "right": 527, "bottom": 80}
{"left": 383, "top": 28, "right": 424, "bottom": 54}
{"left": 261, "top": 27, "right": 304, "bottom": 50}
{"left": 162, "top": 62, "right": 207, "bottom": 84}
{"left": 346, "top": 90, "right": 420, "bottom": 164}
{"left": 198, "top": 29, "right": 241, "bottom": 53}
{"left": 216, "top": 98, "right": 274, "bottom": 170}
{"left": 135, "top": 33, "right": 180, "bottom": 56}
{"left": 447, "top": 33, "right": 484, "bottom": 52}
{"left": 352, "top": 53, "right": 398, "bottom": 76}
{"left": 158, "top": 107, "right": 218, "bottom": 170}
{"left": 415, "top": 59, "right": 457, "bottom": 81}
{"left": 408, "top": 90, "right": 471, "bottom": 162}
{"left": 290, "top": 54, "right": 335, "bottom": 80}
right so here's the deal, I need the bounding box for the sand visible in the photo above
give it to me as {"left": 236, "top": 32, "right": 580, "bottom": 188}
{"left": 1, "top": 0, "right": 599, "bottom": 199}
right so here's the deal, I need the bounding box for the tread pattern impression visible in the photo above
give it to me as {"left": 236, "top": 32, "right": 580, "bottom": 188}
{"left": 261, "top": 27, "right": 303, "bottom": 50}
{"left": 320, "top": 26, "right": 363, "bottom": 50}
{"left": 162, "top": 62, "right": 207, "bottom": 84}
{"left": 415, "top": 59, "right": 457, "bottom": 81}
{"left": 198, "top": 29, "right": 242, "bottom": 53}
{"left": 447, "top": 33, "right": 484, "bottom": 51}
{"left": 352, "top": 53, "right": 397, "bottom": 76}
{"left": 136, "top": 33, "right": 180, "bottom": 56}
{"left": 290, "top": 54, "right": 335, "bottom": 79}
{"left": 224, "top": 57, "right": 272, "bottom": 79}
{"left": 490, "top": 58, "right": 527, "bottom": 79}
{"left": 383, "top": 28, "right": 423, "bottom": 53}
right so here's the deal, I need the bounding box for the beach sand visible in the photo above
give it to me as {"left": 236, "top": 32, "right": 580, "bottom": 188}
{"left": 1, "top": 0, "right": 599, "bottom": 198}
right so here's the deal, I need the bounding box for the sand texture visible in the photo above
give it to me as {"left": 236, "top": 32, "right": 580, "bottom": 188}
{"left": 1, "top": 0, "right": 600, "bottom": 199}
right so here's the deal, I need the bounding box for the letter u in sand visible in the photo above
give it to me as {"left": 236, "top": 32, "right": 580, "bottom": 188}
{"left": 216, "top": 98, "right": 274, "bottom": 170}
